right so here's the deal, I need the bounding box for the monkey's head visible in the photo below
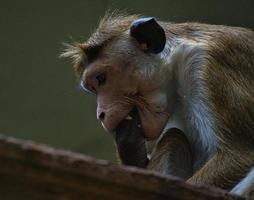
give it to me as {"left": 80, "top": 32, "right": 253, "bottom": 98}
{"left": 62, "top": 14, "right": 174, "bottom": 140}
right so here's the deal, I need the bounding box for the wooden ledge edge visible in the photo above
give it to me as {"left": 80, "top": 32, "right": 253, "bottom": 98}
{"left": 0, "top": 134, "right": 244, "bottom": 200}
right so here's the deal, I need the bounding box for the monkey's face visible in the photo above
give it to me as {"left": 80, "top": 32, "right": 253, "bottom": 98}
{"left": 63, "top": 16, "right": 171, "bottom": 140}
{"left": 79, "top": 17, "right": 170, "bottom": 140}
{"left": 80, "top": 48, "right": 170, "bottom": 140}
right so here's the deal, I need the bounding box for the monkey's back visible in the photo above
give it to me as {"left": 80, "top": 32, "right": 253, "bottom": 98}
{"left": 202, "top": 25, "right": 254, "bottom": 147}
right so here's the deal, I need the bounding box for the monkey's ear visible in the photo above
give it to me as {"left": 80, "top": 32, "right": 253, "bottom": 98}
{"left": 130, "top": 17, "right": 166, "bottom": 54}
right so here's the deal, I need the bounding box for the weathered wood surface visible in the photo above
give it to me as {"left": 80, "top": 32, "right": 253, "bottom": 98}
{"left": 0, "top": 134, "right": 244, "bottom": 200}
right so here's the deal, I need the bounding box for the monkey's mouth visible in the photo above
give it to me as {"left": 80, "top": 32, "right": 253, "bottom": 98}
{"left": 113, "top": 104, "right": 169, "bottom": 141}
{"left": 115, "top": 107, "right": 144, "bottom": 138}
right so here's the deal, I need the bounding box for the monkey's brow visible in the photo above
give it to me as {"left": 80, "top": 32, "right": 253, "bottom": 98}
{"left": 85, "top": 45, "right": 103, "bottom": 63}
{"left": 81, "top": 62, "right": 111, "bottom": 73}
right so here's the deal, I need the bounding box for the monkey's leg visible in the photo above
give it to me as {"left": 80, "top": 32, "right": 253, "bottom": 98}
{"left": 147, "top": 128, "right": 193, "bottom": 180}
{"left": 115, "top": 108, "right": 148, "bottom": 168}
{"left": 187, "top": 150, "right": 254, "bottom": 190}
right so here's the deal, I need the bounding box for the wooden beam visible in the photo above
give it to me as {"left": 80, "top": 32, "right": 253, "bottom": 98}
{"left": 0, "top": 134, "right": 243, "bottom": 200}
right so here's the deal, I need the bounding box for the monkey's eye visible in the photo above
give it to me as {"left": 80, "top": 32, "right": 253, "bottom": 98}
{"left": 96, "top": 73, "right": 106, "bottom": 86}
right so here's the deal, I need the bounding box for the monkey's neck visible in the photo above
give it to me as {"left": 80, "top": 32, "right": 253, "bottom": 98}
{"left": 160, "top": 38, "right": 217, "bottom": 171}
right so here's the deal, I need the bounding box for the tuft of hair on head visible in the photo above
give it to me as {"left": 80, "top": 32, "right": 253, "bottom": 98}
{"left": 93, "top": 10, "right": 141, "bottom": 43}
{"left": 60, "top": 10, "right": 140, "bottom": 77}
{"left": 60, "top": 42, "right": 87, "bottom": 77}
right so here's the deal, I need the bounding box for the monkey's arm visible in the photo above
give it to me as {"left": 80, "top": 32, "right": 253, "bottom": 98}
{"left": 115, "top": 108, "right": 148, "bottom": 168}
{"left": 115, "top": 113, "right": 193, "bottom": 179}
{"left": 115, "top": 125, "right": 148, "bottom": 168}
{"left": 187, "top": 150, "right": 254, "bottom": 190}
{"left": 148, "top": 128, "right": 193, "bottom": 180}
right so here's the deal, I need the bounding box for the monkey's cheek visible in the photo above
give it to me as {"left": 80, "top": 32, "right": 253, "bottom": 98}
{"left": 142, "top": 123, "right": 165, "bottom": 140}
{"left": 139, "top": 113, "right": 169, "bottom": 141}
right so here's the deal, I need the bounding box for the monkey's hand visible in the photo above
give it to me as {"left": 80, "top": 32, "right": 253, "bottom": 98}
{"left": 115, "top": 107, "right": 149, "bottom": 168}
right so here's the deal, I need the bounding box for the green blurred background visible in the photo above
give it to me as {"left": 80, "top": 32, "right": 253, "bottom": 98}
{"left": 0, "top": 0, "right": 253, "bottom": 161}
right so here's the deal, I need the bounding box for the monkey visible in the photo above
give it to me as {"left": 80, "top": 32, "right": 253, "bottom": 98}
{"left": 61, "top": 12, "right": 254, "bottom": 197}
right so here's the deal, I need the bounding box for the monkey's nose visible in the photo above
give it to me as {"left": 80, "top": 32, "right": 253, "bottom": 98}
{"left": 98, "top": 112, "right": 105, "bottom": 120}
{"left": 97, "top": 106, "right": 106, "bottom": 121}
